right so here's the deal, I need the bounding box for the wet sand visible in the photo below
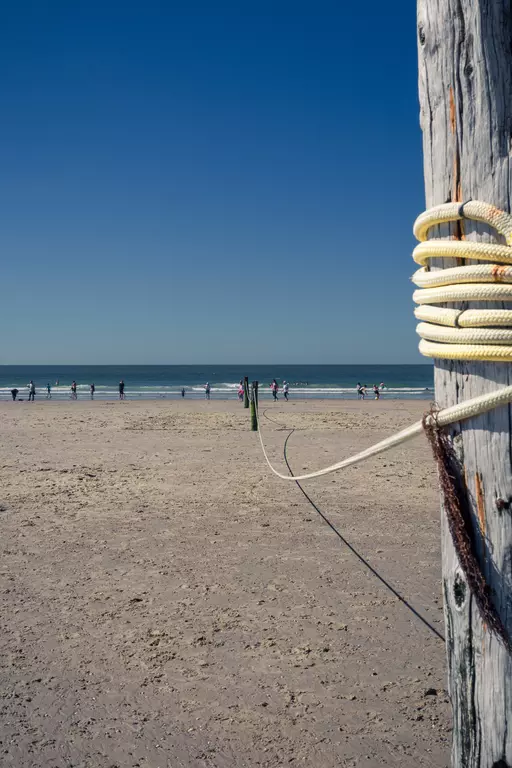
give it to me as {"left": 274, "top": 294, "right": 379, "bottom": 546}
{"left": 0, "top": 398, "right": 450, "bottom": 767}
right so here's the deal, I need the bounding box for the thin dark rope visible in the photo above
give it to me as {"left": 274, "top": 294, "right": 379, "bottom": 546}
{"left": 423, "top": 409, "right": 512, "bottom": 652}
{"left": 261, "top": 409, "right": 445, "bottom": 643}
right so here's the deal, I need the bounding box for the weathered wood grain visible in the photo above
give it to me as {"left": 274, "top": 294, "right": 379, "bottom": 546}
{"left": 417, "top": 1, "right": 512, "bottom": 765}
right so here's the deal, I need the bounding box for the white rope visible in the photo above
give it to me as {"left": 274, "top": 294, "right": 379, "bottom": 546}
{"left": 412, "top": 200, "right": 512, "bottom": 361}
{"left": 255, "top": 386, "right": 512, "bottom": 481}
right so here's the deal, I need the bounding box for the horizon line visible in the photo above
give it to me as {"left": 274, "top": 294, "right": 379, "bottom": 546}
{"left": 0, "top": 362, "right": 432, "bottom": 367}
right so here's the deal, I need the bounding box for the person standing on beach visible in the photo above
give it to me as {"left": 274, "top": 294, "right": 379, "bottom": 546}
{"left": 283, "top": 381, "right": 289, "bottom": 401}
{"left": 270, "top": 379, "right": 279, "bottom": 401}
{"left": 90, "top": 383, "right": 95, "bottom": 399}
{"left": 181, "top": 387, "right": 185, "bottom": 398}
{"left": 237, "top": 382, "right": 244, "bottom": 401}
{"left": 119, "top": 380, "right": 125, "bottom": 400}
{"left": 204, "top": 382, "right": 211, "bottom": 400}
{"left": 28, "top": 381, "right": 36, "bottom": 401}
{"left": 11, "top": 388, "right": 19, "bottom": 401}
{"left": 71, "top": 381, "right": 77, "bottom": 399}
{"left": 46, "top": 382, "right": 52, "bottom": 399}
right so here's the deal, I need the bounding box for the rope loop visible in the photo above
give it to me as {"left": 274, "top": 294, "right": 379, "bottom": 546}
{"left": 412, "top": 200, "right": 512, "bottom": 361}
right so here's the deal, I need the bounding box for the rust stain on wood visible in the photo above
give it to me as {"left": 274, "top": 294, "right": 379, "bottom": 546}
{"left": 475, "top": 473, "right": 486, "bottom": 538}
{"left": 449, "top": 86, "right": 465, "bottom": 243}
{"left": 449, "top": 86, "right": 456, "bottom": 134}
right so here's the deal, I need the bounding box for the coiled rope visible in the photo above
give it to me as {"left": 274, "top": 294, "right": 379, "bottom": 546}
{"left": 255, "top": 200, "right": 512, "bottom": 482}
{"left": 413, "top": 200, "right": 512, "bottom": 361}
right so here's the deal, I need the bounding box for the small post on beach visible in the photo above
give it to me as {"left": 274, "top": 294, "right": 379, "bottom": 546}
{"left": 243, "top": 376, "right": 249, "bottom": 409}
{"left": 417, "top": 2, "right": 512, "bottom": 763}
{"left": 250, "top": 380, "right": 258, "bottom": 431}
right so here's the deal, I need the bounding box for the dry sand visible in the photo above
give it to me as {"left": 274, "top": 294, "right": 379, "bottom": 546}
{"left": 0, "top": 398, "right": 450, "bottom": 767}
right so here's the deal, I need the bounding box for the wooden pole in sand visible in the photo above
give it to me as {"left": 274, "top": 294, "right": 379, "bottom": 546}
{"left": 250, "top": 381, "right": 258, "bottom": 431}
{"left": 417, "top": 2, "right": 512, "bottom": 763}
{"left": 244, "top": 376, "right": 249, "bottom": 409}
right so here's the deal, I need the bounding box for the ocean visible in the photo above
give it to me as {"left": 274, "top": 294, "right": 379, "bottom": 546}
{"left": 0, "top": 365, "right": 434, "bottom": 401}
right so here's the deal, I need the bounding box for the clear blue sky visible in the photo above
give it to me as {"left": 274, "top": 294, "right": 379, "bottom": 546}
{"left": 0, "top": 0, "right": 426, "bottom": 364}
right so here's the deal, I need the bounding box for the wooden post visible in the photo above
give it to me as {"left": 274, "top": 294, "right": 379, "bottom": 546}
{"left": 243, "top": 376, "right": 249, "bottom": 409}
{"left": 417, "top": 2, "right": 512, "bottom": 764}
{"left": 250, "top": 380, "right": 258, "bottom": 431}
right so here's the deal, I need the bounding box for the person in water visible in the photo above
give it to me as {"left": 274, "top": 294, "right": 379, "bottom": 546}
{"left": 71, "top": 381, "right": 77, "bottom": 399}
{"left": 28, "top": 380, "right": 36, "bottom": 401}
{"left": 46, "top": 382, "right": 52, "bottom": 399}
{"left": 181, "top": 387, "right": 186, "bottom": 397}
{"left": 283, "top": 381, "right": 289, "bottom": 401}
{"left": 90, "top": 383, "right": 95, "bottom": 399}
{"left": 119, "top": 380, "right": 125, "bottom": 400}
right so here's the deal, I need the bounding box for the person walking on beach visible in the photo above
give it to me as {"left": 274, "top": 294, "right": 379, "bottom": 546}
{"left": 46, "top": 382, "right": 52, "bottom": 399}
{"left": 373, "top": 384, "right": 380, "bottom": 400}
{"left": 11, "top": 388, "right": 18, "bottom": 401}
{"left": 357, "top": 382, "right": 365, "bottom": 400}
{"left": 90, "top": 383, "right": 95, "bottom": 399}
{"left": 28, "top": 381, "right": 36, "bottom": 402}
{"left": 204, "top": 382, "right": 211, "bottom": 400}
{"left": 270, "top": 379, "right": 279, "bottom": 401}
{"left": 238, "top": 382, "right": 244, "bottom": 401}
{"left": 71, "top": 381, "right": 77, "bottom": 399}
{"left": 283, "top": 381, "right": 289, "bottom": 401}
{"left": 119, "top": 380, "right": 125, "bottom": 400}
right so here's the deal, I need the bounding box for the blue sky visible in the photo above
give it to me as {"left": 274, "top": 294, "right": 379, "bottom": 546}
{"left": 0, "top": 1, "right": 426, "bottom": 364}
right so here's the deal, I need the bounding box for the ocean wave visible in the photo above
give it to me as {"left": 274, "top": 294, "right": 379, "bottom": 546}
{"left": 0, "top": 385, "right": 432, "bottom": 394}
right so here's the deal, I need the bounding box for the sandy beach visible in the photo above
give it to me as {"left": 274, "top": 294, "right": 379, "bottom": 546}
{"left": 0, "top": 398, "right": 450, "bottom": 767}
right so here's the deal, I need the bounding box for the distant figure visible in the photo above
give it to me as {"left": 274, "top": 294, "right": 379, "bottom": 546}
{"left": 270, "top": 379, "right": 279, "bottom": 401}
{"left": 28, "top": 380, "right": 36, "bottom": 401}
{"left": 46, "top": 382, "right": 52, "bottom": 399}
{"left": 283, "top": 381, "right": 289, "bottom": 401}
{"left": 379, "top": 381, "right": 385, "bottom": 390}
{"left": 11, "top": 388, "right": 18, "bottom": 401}
{"left": 204, "top": 382, "right": 211, "bottom": 400}
{"left": 90, "top": 383, "right": 95, "bottom": 399}
{"left": 71, "top": 381, "right": 77, "bottom": 399}
{"left": 357, "top": 382, "right": 365, "bottom": 400}
{"left": 181, "top": 387, "right": 186, "bottom": 398}
{"left": 238, "top": 382, "right": 244, "bottom": 401}
{"left": 373, "top": 384, "right": 380, "bottom": 400}
{"left": 56, "top": 379, "right": 59, "bottom": 386}
{"left": 119, "top": 380, "right": 125, "bottom": 400}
